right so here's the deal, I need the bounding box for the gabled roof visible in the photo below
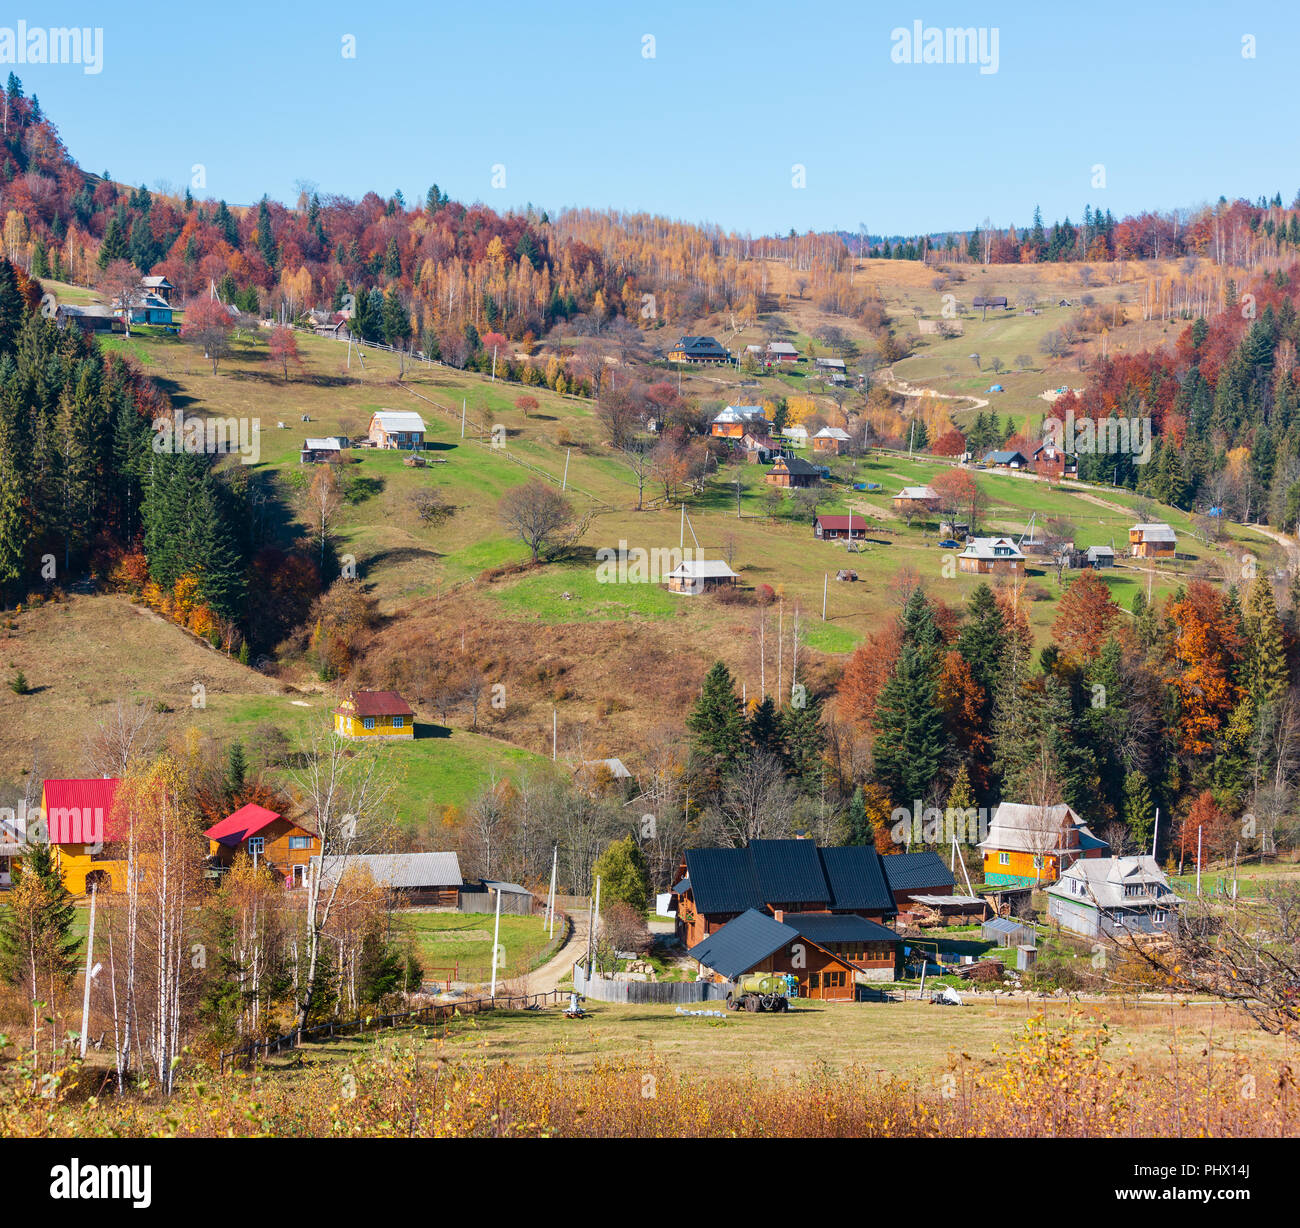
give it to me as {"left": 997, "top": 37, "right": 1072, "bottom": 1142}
{"left": 818, "top": 845, "right": 895, "bottom": 913}
{"left": 979, "top": 802, "right": 1105, "bottom": 853}
{"left": 960, "top": 536, "right": 1025, "bottom": 561}
{"left": 1131, "top": 522, "right": 1176, "bottom": 541}
{"left": 713, "top": 405, "right": 766, "bottom": 423}
{"left": 688, "top": 908, "right": 799, "bottom": 979}
{"left": 1047, "top": 856, "right": 1181, "bottom": 910}
{"left": 751, "top": 839, "right": 829, "bottom": 905}
{"left": 370, "top": 410, "right": 426, "bottom": 432}
{"left": 673, "top": 335, "right": 729, "bottom": 357}
{"left": 337, "top": 690, "right": 414, "bottom": 717}
{"left": 303, "top": 437, "right": 342, "bottom": 451}
{"left": 684, "top": 847, "right": 762, "bottom": 913}
{"left": 881, "top": 850, "right": 957, "bottom": 893}
{"left": 666, "top": 559, "right": 739, "bottom": 580}
{"left": 982, "top": 450, "right": 1028, "bottom": 465}
{"left": 814, "top": 426, "right": 850, "bottom": 440}
{"left": 769, "top": 454, "right": 821, "bottom": 476}
{"left": 780, "top": 912, "right": 900, "bottom": 946}
{"left": 895, "top": 485, "right": 938, "bottom": 500}
{"left": 314, "top": 851, "right": 464, "bottom": 890}
{"left": 42, "top": 778, "right": 121, "bottom": 844}
{"left": 205, "top": 803, "right": 286, "bottom": 846}
{"left": 766, "top": 342, "right": 798, "bottom": 355}
{"left": 815, "top": 514, "right": 867, "bottom": 532}
{"left": 1086, "top": 545, "right": 1115, "bottom": 557}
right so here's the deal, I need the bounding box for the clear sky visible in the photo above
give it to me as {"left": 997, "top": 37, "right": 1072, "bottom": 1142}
{"left": 12, "top": 0, "right": 1299, "bottom": 236}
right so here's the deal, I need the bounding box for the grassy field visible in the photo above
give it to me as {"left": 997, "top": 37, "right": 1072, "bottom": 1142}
{"left": 262, "top": 994, "right": 1289, "bottom": 1084}
{"left": 402, "top": 910, "right": 554, "bottom": 981}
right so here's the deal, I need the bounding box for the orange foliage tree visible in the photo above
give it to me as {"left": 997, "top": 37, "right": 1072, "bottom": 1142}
{"left": 1051, "top": 570, "right": 1120, "bottom": 666}
{"left": 1165, "top": 581, "right": 1243, "bottom": 758}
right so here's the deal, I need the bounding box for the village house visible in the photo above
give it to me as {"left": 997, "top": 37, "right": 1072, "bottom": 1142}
{"left": 765, "top": 454, "right": 822, "bottom": 488}
{"left": 892, "top": 485, "right": 940, "bottom": 512}
{"left": 1047, "top": 856, "right": 1181, "bottom": 938}
{"left": 1022, "top": 440, "right": 1071, "bottom": 479}
{"left": 1129, "top": 522, "right": 1176, "bottom": 558}
{"left": 300, "top": 436, "right": 348, "bottom": 463}
{"left": 710, "top": 405, "right": 769, "bottom": 439}
{"left": 1085, "top": 545, "right": 1116, "bottom": 568}
{"left": 674, "top": 840, "right": 903, "bottom": 995}
{"left": 814, "top": 356, "right": 847, "bottom": 374}
{"left": 55, "top": 303, "right": 117, "bottom": 333}
{"left": 781, "top": 424, "right": 809, "bottom": 448}
{"left": 981, "top": 449, "right": 1030, "bottom": 471}
{"left": 312, "top": 851, "right": 463, "bottom": 907}
{"left": 668, "top": 335, "right": 731, "bottom": 364}
{"left": 116, "top": 292, "right": 175, "bottom": 326}
{"left": 958, "top": 536, "right": 1025, "bottom": 575}
{"left": 42, "top": 778, "right": 125, "bottom": 894}
{"left": 204, "top": 803, "right": 320, "bottom": 889}
{"left": 333, "top": 690, "right": 416, "bottom": 739}
{"left": 979, "top": 801, "right": 1108, "bottom": 887}
{"left": 813, "top": 513, "right": 868, "bottom": 541}
{"left": 574, "top": 758, "right": 635, "bottom": 794}
{"left": 368, "top": 410, "right": 426, "bottom": 449}
{"left": 740, "top": 432, "right": 778, "bottom": 463}
{"left": 664, "top": 559, "right": 739, "bottom": 594}
{"left": 140, "top": 275, "right": 174, "bottom": 304}
{"left": 0, "top": 812, "right": 24, "bottom": 887}
{"left": 765, "top": 341, "right": 799, "bottom": 364}
{"left": 812, "top": 426, "right": 851, "bottom": 454}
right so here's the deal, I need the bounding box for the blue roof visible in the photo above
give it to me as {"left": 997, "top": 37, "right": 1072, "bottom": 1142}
{"left": 688, "top": 909, "right": 798, "bottom": 979}
{"left": 880, "top": 851, "right": 956, "bottom": 893}
{"left": 782, "top": 913, "right": 900, "bottom": 946}
{"left": 670, "top": 876, "right": 690, "bottom": 895}
{"left": 819, "top": 845, "right": 895, "bottom": 913}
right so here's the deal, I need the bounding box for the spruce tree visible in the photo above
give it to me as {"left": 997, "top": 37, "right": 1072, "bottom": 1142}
{"left": 780, "top": 692, "right": 826, "bottom": 792}
{"left": 1122, "top": 771, "right": 1155, "bottom": 852}
{"left": 0, "top": 841, "right": 81, "bottom": 993}
{"left": 687, "top": 662, "right": 746, "bottom": 768}
{"left": 1243, "top": 575, "right": 1287, "bottom": 706}
{"left": 748, "top": 695, "right": 781, "bottom": 757}
{"left": 873, "top": 644, "right": 945, "bottom": 805}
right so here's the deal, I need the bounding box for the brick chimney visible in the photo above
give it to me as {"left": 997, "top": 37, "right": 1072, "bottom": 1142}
{"left": 773, "top": 909, "right": 784, "bottom": 924}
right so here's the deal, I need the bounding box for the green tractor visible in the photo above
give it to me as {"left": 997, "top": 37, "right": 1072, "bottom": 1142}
{"left": 725, "top": 972, "right": 798, "bottom": 1012}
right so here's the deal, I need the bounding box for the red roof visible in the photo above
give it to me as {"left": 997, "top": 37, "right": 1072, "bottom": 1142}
{"left": 42, "top": 778, "right": 121, "bottom": 845}
{"left": 205, "top": 803, "right": 284, "bottom": 846}
{"left": 340, "top": 690, "right": 414, "bottom": 718}
{"left": 816, "top": 515, "right": 867, "bottom": 532}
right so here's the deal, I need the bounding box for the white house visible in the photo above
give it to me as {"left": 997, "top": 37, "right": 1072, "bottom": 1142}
{"left": 1047, "top": 856, "right": 1181, "bottom": 938}
{"left": 665, "top": 559, "right": 739, "bottom": 594}
{"left": 368, "top": 410, "right": 427, "bottom": 449}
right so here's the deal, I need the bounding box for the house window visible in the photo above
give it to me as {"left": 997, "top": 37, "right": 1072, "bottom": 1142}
{"left": 363, "top": 717, "right": 375, "bottom": 730}
{"left": 1033, "top": 855, "right": 1043, "bottom": 870}
{"left": 808, "top": 973, "right": 820, "bottom": 990}
{"left": 392, "top": 715, "right": 404, "bottom": 728}
{"left": 1153, "top": 910, "right": 1167, "bottom": 923}
{"left": 999, "top": 852, "right": 1010, "bottom": 866}
{"left": 247, "top": 837, "right": 265, "bottom": 856}
{"left": 289, "top": 836, "right": 310, "bottom": 851}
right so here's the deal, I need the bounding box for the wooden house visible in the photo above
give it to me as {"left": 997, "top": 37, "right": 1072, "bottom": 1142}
{"left": 1085, "top": 545, "right": 1116, "bottom": 568}
{"left": 333, "top": 690, "right": 416, "bottom": 739}
{"left": 765, "top": 341, "right": 799, "bottom": 364}
{"left": 41, "top": 778, "right": 125, "bottom": 894}
{"left": 664, "top": 559, "right": 739, "bottom": 594}
{"left": 312, "top": 851, "right": 463, "bottom": 906}
{"left": 740, "top": 432, "right": 778, "bottom": 463}
{"left": 880, "top": 851, "right": 956, "bottom": 910}
{"left": 688, "top": 909, "right": 898, "bottom": 1000}
{"left": 367, "top": 410, "right": 426, "bottom": 449}
{"left": 300, "top": 437, "right": 347, "bottom": 463}
{"left": 958, "top": 536, "right": 1025, "bottom": 575}
{"left": 764, "top": 454, "right": 821, "bottom": 488}
{"left": 55, "top": 304, "right": 117, "bottom": 333}
{"left": 1047, "top": 856, "right": 1181, "bottom": 938}
{"left": 812, "top": 426, "right": 851, "bottom": 454}
{"left": 892, "top": 485, "right": 940, "bottom": 512}
{"left": 140, "top": 276, "right": 174, "bottom": 305}
{"left": 979, "top": 802, "right": 1108, "bottom": 887}
{"left": 813, "top": 513, "right": 867, "bottom": 541}
{"left": 117, "top": 292, "right": 175, "bottom": 325}
{"left": 205, "top": 803, "right": 320, "bottom": 889}
{"left": 1129, "top": 523, "right": 1176, "bottom": 558}
{"left": 710, "top": 405, "right": 768, "bottom": 439}
{"left": 668, "top": 335, "right": 731, "bottom": 365}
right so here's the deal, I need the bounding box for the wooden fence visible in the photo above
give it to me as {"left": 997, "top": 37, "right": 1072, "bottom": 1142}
{"left": 218, "top": 988, "right": 568, "bottom": 1075}
{"left": 573, "top": 962, "right": 730, "bottom": 1005}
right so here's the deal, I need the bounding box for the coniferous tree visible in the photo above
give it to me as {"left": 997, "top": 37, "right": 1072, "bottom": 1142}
{"left": 873, "top": 643, "right": 945, "bottom": 805}
{"left": 687, "top": 662, "right": 746, "bottom": 770}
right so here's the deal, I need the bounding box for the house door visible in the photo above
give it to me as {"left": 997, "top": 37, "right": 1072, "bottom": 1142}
{"left": 293, "top": 864, "right": 305, "bottom": 888}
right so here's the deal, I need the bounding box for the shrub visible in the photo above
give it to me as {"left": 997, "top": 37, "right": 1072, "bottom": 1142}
{"left": 7, "top": 670, "right": 29, "bottom": 695}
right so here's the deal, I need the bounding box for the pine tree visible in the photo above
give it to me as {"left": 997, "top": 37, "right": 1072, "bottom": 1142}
{"left": 1122, "top": 771, "right": 1155, "bottom": 852}
{"left": 873, "top": 644, "right": 946, "bottom": 805}
{"left": 1243, "top": 575, "right": 1287, "bottom": 706}
{"left": 96, "top": 215, "right": 128, "bottom": 268}
{"left": 946, "top": 763, "right": 975, "bottom": 814}
{"left": 846, "top": 786, "right": 870, "bottom": 845}
{"left": 687, "top": 661, "right": 746, "bottom": 768}
{"left": 0, "top": 841, "right": 82, "bottom": 999}
{"left": 748, "top": 695, "right": 781, "bottom": 757}
{"left": 780, "top": 692, "right": 826, "bottom": 792}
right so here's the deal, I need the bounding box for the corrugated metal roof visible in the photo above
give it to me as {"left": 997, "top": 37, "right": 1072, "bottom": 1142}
{"left": 819, "top": 845, "right": 895, "bottom": 913}
{"left": 314, "top": 851, "right": 463, "bottom": 890}
{"left": 684, "top": 847, "right": 761, "bottom": 913}
{"left": 751, "top": 839, "right": 829, "bottom": 905}
{"left": 881, "top": 851, "right": 957, "bottom": 893}
{"left": 688, "top": 909, "right": 798, "bottom": 979}
{"left": 205, "top": 803, "right": 284, "bottom": 846}
{"left": 781, "top": 912, "right": 899, "bottom": 945}
{"left": 42, "top": 778, "right": 121, "bottom": 844}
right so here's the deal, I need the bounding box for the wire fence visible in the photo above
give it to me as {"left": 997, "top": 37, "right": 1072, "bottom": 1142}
{"left": 217, "top": 987, "right": 569, "bottom": 1075}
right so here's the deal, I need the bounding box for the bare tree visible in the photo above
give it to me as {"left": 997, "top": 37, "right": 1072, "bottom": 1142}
{"left": 86, "top": 700, "right": 158, "bottom": 778}
{"left": 305, "top": 465, "right": 342, "bottom": 571}
{"left": 716, "top": 753, "right": 797, "bottom": 846}
{"left": 289, "top": 732, "right": 397, "bottom": 1032}
{"left": 498, "top": 480, "right": 575, "bottom": 563}
{"left": 619, "top": 440, "right": 654, "bottom": 511}
{"left": 96, "top": 259, "right": 145, "bottom": 337}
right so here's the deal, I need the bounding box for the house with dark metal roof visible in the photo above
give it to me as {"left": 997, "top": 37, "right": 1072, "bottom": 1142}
{"left": 668, "top": 335, "right": 731, "bottom": 364}
{"left": 880, "top": 851, "right": 956, "bottom": 907}
{"left": 981, "top": 449, "right": 1029, "bottom": 470}
{"left": 764, "top": 454, "right": 822, "bottom": 488}
{"left": 687, "top": 906, "right": 899, "bottom": 998}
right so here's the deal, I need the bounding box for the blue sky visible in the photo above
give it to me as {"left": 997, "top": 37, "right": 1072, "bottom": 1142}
{"left": 12, "top": 1, "right": 1299, "bottom": 235}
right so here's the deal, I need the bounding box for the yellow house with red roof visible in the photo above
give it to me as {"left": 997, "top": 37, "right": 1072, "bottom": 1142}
{"left": 333, "top": 690, "right": 415, "bottom": 740}
{"left": 41, "top": 778, "right": 126, "bottom": 894}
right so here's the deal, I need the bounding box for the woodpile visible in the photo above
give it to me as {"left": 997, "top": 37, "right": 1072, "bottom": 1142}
{"left": 955, "top": 959, "right": 1004, "bottom": 982}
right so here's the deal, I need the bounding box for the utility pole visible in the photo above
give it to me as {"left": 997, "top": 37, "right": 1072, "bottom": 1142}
{"left": 490, "top": 887, "right": 502, "bottom": 997}
{"left": 562, "top": 448, "right": 570, "bottom": 491}
{"left": 460, "top": 398, "right": 466, "bottom": 439}
{"left": 822, "top": 573, "right": 827, "bottom": 620}
{"left": 1151, "top": 808, "right": 1159, "bottom": 860}
{"left": 547, "top": 845, "right": 558, "bottom": 939}
{"left": 552, "top": 708, "right": 557, "bottom": 761}
{"left": 1196, "top": 825, "right": 1203, "bottom": 898}
{"left": 79, "top": 884, "right": 98, "bottom": 1058}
